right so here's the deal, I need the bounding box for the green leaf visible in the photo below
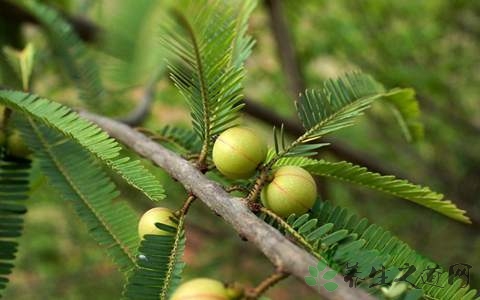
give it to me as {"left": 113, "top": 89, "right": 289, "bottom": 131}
{"left": 155, "top": 125, "right": 201, "bottom": 154}
{"left": 306, "top": 223, "right": 334, "bottom": 241}
{"left": 2, "top": 43, "right": 35, "bottom": 91}
{"left": 162, "top": 0, "right": 252, "bottom": 159}
{"left": 303, "top": 159, "right": 470, "bottom": 223}
{"left": 403, "top": 289, "right": 423, "bottom": 300}
{"left": 291, "top": 213, "right": 310, "bottom": 228}
{"left": 383, "top": 88, "right": 423, "bottom": 143}
{"left": 17, "top": 117, "right": 139, "bottom": 274}
{"left": 0, "top": 156, "right": 31, "bottom": 296}
{"left": 313, "top": 201, "right": 478, "bottom": 299}
{"left": 0, "top": 90, "right": 165, "bottom": 202}
{"left": 321, "top": 229, "right": 349, "bottom": 246}
{"left": 273, "top": 73, "right": 424, "bottom": 160}
{"left": 123, "top": 217, "right": 186, "bottom": 300}
{"left": 231, "top": 0, "right": 257, "bottom": 68}
{"left": 101, "top": 0, "right": 163, "bottom": 86}
{"left": 298, "top": 219, "right": 318, "bottom": 234}
{"left": 289, "top": 72, "right": 385, "bottom": 158}
{"left": 17, "top": 0, "right": 104, "bottom": 109}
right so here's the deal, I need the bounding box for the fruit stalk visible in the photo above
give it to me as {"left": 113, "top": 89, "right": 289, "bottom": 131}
{"left": 177, "top": 194, "right": 196, "bottom": 216}
{"left": 246, "top": 167, "right": 270, "bottom": 203}
{"left": 245, "top": 269, "right": 289, "bottom": 299}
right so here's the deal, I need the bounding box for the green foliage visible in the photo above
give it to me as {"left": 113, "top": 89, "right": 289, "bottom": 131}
{"left": 269, "top": 149, "right": 468, "bottom": 223}
{"left": 0, "top": 90, "right": 165, "bottom": 202}
{"left": 311, "top": 201, "right": 478, "bottom": 299}
{"left": 155, "top": 125, "right": 201, "bottom": 155}
{"left": 16, "top": 0, "right": 104, "bottom": 109}
{"left": 0, "top": 0, "right": 476, "bottom": 299}
{"left": 382, "top": 88, "right": 423, "bottom": 143}
{"left": 123, "top": 218, "right": 186, "bottom": 300}
{"left": 303, "top": 160, "right": 469, "bottom": 223}
{"left": 0, "top": 155, "right": 31, "bottom": 297}
{"left": 101, "top": 0, "right": 162, "bottom": 86}
{"left": 272, "top": 123, "right": 329, "bottom": 158}
{"left": 264, "top": 201, "right": 478, "bottom": 299}
{"left": 272, "top": 73, "right": 423, "bottom": 160}
{"left": 16, "top": 117, "right": 139, "bottom": 273}
{"left": 161, "top": 0, "right": 253, "bottom": 159}
{"left": 230, "top": 0, "right": 257, "bottom": 68}
{"left": 269, "top": 153, "right": 468, "bottom": 223}
{"left": 297, "top": 73, "right": 385, "bottom": 141}
{"left": 2, "top": 43, "right": 36, "bottom": 91}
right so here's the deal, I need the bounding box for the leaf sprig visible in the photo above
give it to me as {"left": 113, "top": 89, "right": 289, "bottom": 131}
{"left": 161, "top": 0, "right": 255, "bottom": 167}
{"left": 269, "top": 72, "right": 423, "bottom": 162}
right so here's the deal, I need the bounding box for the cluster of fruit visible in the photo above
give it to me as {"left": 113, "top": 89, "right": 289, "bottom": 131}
{"left": 138, "top": 126, "right": 318, "bottom": 297}
{"left": 212, "top": 127, "right": 317, "bottom": 218}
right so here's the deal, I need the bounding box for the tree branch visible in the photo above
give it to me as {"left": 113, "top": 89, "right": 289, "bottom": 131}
{"left": 116, "top": 68, "right": 164, "bottom": 126}
{"left": 80, "top": 111, "right": 376, "bottom": 300}
{"left": 264, "top": 0, "right": 305, "bottom": 96}
{"left": 0, "top": 0, "right": 99, "bottom": 42}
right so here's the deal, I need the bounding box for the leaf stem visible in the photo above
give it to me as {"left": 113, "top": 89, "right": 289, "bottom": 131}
{"left": 260, "top": 207, "right": 324, "bottom": 261}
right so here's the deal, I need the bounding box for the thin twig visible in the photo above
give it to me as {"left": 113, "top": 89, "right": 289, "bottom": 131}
{"left": 117, "top": 68, "right": 163, "bottom": 126}
{"left": 246, "top": 269, "right": 289, "bottom": 299}
{"left": 178, "top": 194, "right": 196, "bottom": 215}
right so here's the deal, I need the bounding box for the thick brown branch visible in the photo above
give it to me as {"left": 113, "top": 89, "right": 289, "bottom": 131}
{"left": 81, "top": 111, "right": 376, "bottom": 300}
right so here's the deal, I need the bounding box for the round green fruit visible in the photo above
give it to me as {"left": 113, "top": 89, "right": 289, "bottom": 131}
{"left": 138, "top": 207, "right": 177, "bottom": 238}
{"left": 171, "top": 278, "right": 229, "bottom": 300}
{"left": 212, "top": 127, "right": 267, "bottom": 179}
{"left": 7, "top": 130, "right": 31, "bottom": 158}
{"left": 261, "top": 166, "right": 317, "bottom": 218}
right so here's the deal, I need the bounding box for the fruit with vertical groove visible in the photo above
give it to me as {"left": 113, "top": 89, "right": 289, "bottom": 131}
{"left": 261, "top": 166, "right": 317, "bottom": 218}
{"left": 212, "top": 127, "right": 267, "bottom": 179}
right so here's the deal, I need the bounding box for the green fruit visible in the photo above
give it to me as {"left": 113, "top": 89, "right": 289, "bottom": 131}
{"left": 171, "top": 278, "right": 229, "bottom": 300}
{"left": 138, "top": 207, "right": 177, "bottom": 238}
{"left": 7, "top": 130, "right": 31, "bottom": 158}
{"left": 261, "top": 166, "right": 317, "bottom": 218}
{"left": 212, "top": 127, "right": 267, "bottom": 179}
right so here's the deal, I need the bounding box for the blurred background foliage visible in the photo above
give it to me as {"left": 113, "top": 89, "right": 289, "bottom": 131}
{"left": 1, "top": 0, "right": 479, "bottom": 299}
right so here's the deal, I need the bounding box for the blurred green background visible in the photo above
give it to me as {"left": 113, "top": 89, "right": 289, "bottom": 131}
{"left": 1, "top": 0, "right": 479, "bottom": 299}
